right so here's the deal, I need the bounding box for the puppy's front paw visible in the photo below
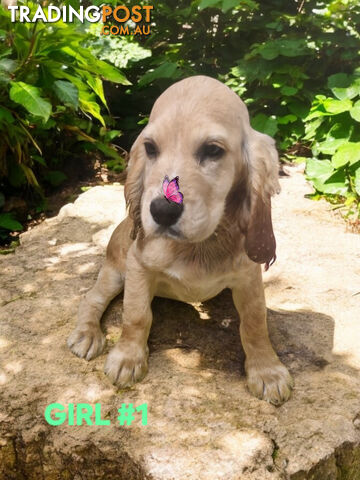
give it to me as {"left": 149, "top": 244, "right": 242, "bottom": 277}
{"left": 67, "top": 325, "right": 105, "bottom": 361}
{"left": 104, "top": 341, "right": 149, "bottom": 388}
{"left": 246, "top": 358, "right": 294, "bottom": 405}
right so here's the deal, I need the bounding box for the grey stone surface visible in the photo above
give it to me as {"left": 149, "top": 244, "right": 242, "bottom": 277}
{"left": 1, "top": 168, "right": 360, "bottom": 479}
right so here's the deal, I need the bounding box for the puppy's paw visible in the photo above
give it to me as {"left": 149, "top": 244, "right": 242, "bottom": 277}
{"left": 67, "top": 325, "right": 105, "bottom": 361}
{"left": 246, "top": 359, "right": 294, "bottom": 405}
{"left": 104, "top": 341, "right": 149, "bottom": 388}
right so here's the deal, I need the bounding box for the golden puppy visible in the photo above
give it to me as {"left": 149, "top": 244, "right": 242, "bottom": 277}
{"left": 68, "top": 76, "right": 294, "bottom": 405}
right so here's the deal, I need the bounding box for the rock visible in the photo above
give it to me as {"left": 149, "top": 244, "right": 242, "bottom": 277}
{"left": 1, "top": 171, "right": 360, "bottom": 479}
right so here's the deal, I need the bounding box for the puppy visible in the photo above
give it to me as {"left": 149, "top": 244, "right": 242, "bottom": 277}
{"left": 68, "top": 75, "right": 294, "bottom": 405}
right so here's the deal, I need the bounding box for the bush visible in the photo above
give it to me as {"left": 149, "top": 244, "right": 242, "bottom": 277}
{"left": 0, "top": 1, "right": 128, "bottom": 241}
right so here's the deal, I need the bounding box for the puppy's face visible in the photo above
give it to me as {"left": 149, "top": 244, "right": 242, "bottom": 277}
{"left": 134, "top": 78, "right": 248, "bottom": 243}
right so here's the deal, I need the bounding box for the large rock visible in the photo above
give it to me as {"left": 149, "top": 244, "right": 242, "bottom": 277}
{"left": 1, "top": 169, "right": 359, "bottom": 479}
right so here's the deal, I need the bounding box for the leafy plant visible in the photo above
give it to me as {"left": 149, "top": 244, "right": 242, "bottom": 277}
{"left": 0, "top": 1, "right": 129, "bottom": 241}
{"left": 305, "top": 71, "right": 360, "bottom": 217}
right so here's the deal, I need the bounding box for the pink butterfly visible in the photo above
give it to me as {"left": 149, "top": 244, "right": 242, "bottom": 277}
{"left": 162, "top": 175, "right": 183, "bottom": 204}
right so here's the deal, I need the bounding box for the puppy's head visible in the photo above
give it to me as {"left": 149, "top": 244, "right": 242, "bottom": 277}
{"left": 125, "top": 76, "right": 280, "bottom": 267}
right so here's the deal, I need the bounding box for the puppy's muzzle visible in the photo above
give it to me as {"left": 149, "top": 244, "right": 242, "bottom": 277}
{"left": 150, "top": 196, "right": 184, "bottom": 227}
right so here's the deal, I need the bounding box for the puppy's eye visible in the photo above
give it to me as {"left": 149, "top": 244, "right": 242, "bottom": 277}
{"left": 144, "top": 141, "right": 158, "bottom": 158}
{"left": 198, "top": 143, "right": 225, "bottom": 162}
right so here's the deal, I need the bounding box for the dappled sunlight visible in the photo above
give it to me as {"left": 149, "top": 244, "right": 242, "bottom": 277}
{"left": 0, "top": 371, "right": 8, "bottom": 385}
{"left": 42, "top": 335, "right": 56, "bottom": 345}
{"left": 0, "top": 337, "right": 11, "bottom": 350}
{"left": 77, "top": 262, "right": 97, "bottom": 274}
{"left": 4, "top": 361, "right": 23, "bottom": 375}
{"left": 191, "top": 302, "right": 210, "bottom": 320}
{"left": 215, "top": 430, "right": 271, "bottom": 460}
{"left": 57, "top": 242, "right": 92, "bottom": 256}
{"left": 84, "top": 383, "right": 114, "bottom": 402}
{"left": 181, "top": 385, "right": 201, "bottom": 397}
{"left": 165, "top": 348, "right": 201, "bottom": 369}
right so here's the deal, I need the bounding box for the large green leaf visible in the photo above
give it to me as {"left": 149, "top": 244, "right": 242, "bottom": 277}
{"left": 251, "top": 113, "right": 278, "bottom": 136}
{"left": 327, "top": 73, "right": 350, "bottom": 89}
{"left": 323, "top": 98, "right": 352, "bottom": 115}
{"left": 318, "top": 169, "right": 348, "bottom": 196}
{"left": 255, "top": 39, "right": 310, "bottom": 60}
{"left": 138, "top": 62, "right": 178, "bottom": 86}
{"left": 332, "top": 143, "right": 360, "bottom": 168}
{"left": 199, "top": 0, "right": 220, "bottom": 9}
{"left": 0, "top": 213, "right": 23, "bottom": 232}
{"left": 331, "top": 85, "right": 360, "bottom": 100}
{"left": 9, "top": 82, "right": 52, "bottom": 121}
{"left": 222, "top": 0, "right": 239, "bottom": 12}
{"left": 53, "top": 80, "right": 79, "bottom": 109}
{"left": 61, "top": 46, "right": 130, "bottom": 85}
{"left": 350, "top": 100, "right": 360, "bottom": 122}
{"left": 79, "top": 90, "right": 105, "bottom": 126}
{"left": 280, "top": 86, "right": 298, "bottom": 96}
{"left": 306, "top": 158, "right": 334, "bottom": 184}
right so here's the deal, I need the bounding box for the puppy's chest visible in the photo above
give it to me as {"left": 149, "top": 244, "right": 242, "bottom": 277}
{"left": 155, "top": 258, "right": 241, "bottom": 303}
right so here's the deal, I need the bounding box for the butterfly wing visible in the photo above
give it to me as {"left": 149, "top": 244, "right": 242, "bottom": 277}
{"left": 166, "top": 176, "right": 183, "bottom": 204}
{"left": 162, "top": 175, "right": 170, "bottom": 197}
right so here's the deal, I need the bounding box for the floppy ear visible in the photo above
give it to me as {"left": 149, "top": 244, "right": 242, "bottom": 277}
{"left": 124, "top": 134, "right": 145, "bottom": 240}
{"left": 243, "top": 130, "right": 280, "bottom": 270}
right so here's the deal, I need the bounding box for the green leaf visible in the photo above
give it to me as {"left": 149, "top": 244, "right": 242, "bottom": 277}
{"left": 277, "top": 114, "right": 297, "bottom": 125}
{"left": 280, "top": 86, "right": 298, "bottom": 96}
{"left": 53, "top": 80, "right": 79, "bottom": 109}
{"left": 354, "top": 167, "right": 360, "bottom": 196}
{"left": 327, "top": 73, "right": 350, "bottom": 89}
{"left": 44, "top": 171, "right": 67, "bottom": 187}
{"left": 139, "top": 62, "right": 178, "bottom": 87}
{"left": 0, "top": 213, "right": 23, "bottom": 232}
{"left": 0, "top": 58, "right": 17, "bottom": 73}
{"left": 306, "top": 158, "right": 334, "bottom": 184}
{"left": 85, "top": 75, "right": 107, "bottom": 109}
{"left": 288, "top": 100, "right": 309, "bottom": 119}
{"left": 255, "top": 39, "right": 310, "bottom": 60}
{"left": 320, "top": 169, "right": 348, "bottom": 196}
{"left": 251, "top": 113, "right": 278, "bottom": 137}
{"left": 79, "top": 91, "right": 105, "bottom": 126}
{"left": 317, "top": 139, "right": 348, "bottom": 156}
{"left": 331, "top": 85, "right": 360, "bottom": 100}
{"left": 0, "top": 106, "right": 14, "bottom": 123}
{"left": 9, "top": 82, "right": 52, "bottom": 122}
{"left": 222, "top": 0, "right": 239, "bottom": 12}
{"left": 199, "top": 0, "right": 220, "bottom": 9}
{"left": 323, "top": 98, "right": 352, "bottom": 115}
{"left": 61, "top": 46, "right": 130, "bottom": 85}
{"left": 350, "top": 100, "right": 360, "bottom": 122}
{"left": 332, "top": 143, "right": 360, "bottom": 168}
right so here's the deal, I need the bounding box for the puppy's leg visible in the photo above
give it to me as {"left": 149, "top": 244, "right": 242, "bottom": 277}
{"left": 232, "top": 265, "right": 293, "bottom": 405}
{"left": 104, "top": 245, "right": 153, "bottom": 387}
{"left": 68, "top": 261, "right": 124, "bottom": 360}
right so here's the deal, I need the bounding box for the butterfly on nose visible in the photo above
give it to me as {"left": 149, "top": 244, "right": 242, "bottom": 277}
{"left": 150, "top": 175, "right": 184, "bottom": 228}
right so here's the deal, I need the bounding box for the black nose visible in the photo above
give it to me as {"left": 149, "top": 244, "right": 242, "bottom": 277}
{"left": 150, "top": 197, "right": 184, "bottom": 227}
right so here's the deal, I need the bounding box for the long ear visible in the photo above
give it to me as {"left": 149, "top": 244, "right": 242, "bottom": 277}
{"left": 124, "top": 133, "right": 145, "bottom": 240}
{"left": 243, "top": 130, "right": 280, "bottom": 270}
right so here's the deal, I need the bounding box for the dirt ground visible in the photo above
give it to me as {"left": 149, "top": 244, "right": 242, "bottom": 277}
{"left": 0, "top": 165, "right": 359, "bottom": 479}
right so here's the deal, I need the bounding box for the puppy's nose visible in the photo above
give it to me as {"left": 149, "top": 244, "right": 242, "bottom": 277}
{"left": 150, "top": 197, "right": 184, "bottom": 227}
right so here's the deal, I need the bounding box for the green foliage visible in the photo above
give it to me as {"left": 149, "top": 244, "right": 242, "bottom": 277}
{"left": 106, "top": 0, "right": 360, "bottom": 218}
{"left": 1, "top": 0, "right": 360, "bottom": 242}
{"left": 0, "top": 1, "right": 128, "bottom": 241}
{"left": 305, "top": 71, "right": 360, "bottom": 216}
